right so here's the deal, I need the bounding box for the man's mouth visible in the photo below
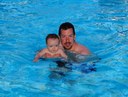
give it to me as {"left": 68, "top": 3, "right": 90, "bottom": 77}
{"left": 65, "top": 42, "right": 71, "bottom": 47}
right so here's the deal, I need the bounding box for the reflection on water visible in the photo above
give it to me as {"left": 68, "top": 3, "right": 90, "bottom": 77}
{"left": 98, "top": 0, "right": 128, "bottom": 6}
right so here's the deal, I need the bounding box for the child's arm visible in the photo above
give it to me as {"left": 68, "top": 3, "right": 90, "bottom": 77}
{"left": 33, "top": 54, "right": 40, "bottom": 62}
{"left": 59, "top": 49, "right": 67, "bottom": 59}
{"left": 33, "top": 49, "right": 45, "bottom": 62}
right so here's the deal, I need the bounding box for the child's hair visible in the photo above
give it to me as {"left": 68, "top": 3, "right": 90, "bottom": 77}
{"left": 46, "top": 34, "right": 60, "bottom": 44}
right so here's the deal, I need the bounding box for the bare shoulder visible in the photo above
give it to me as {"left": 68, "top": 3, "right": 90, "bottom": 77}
{"left": 40, "top": 48, "right": 46, "bottom": 52}
{"left": 39, "top": 48, "right": 48, "bottom": 54}
{"left": 57, "top": 48, "right": 67, "bottom": 58}
{"left": 58, "top": 48, "right": 65, "bottom": 53}
{"left": 78, "top": 44, "right": 90, "bottom": 55}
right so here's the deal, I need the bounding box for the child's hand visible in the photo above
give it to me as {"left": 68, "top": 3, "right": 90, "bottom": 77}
{"left": 33, "top": 58, "right": 38, "bottom": 62}
{"left": 33, "top": 55, "right": 40, "bottom": 62}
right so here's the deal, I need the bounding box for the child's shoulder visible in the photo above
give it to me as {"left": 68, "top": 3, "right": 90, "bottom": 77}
{"left": 40, "top": 48, "right": 48, "bottom": 52}
{"left": 58, "top": 48, "right": 65, "bottom": 52}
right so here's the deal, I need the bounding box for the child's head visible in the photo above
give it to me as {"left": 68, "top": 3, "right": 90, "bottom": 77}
{"left": 46, "top": 34, "right": 60, "bottom": 53}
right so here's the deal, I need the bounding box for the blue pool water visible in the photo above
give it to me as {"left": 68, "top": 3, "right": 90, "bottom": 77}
{"left": 0, "top": 0, "right": 128, "bottom": 97}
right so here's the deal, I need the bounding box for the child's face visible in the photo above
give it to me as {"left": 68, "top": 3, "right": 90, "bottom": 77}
{"left": 47, "top": 38, "right": 59, "bottom": 53}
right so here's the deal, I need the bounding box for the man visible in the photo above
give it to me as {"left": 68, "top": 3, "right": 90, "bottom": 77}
{"left": 58, "top": 22, "right": 90, "bottom": 55}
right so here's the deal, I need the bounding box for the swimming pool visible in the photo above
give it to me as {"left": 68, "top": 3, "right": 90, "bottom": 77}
{"left": 0, "top": 0, "right": 128, "bottom": 97}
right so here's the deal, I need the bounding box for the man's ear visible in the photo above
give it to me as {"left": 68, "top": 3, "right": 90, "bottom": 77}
{"left": 74, "top": 35, "right": 76, "bottom": 38}
{"left": 74, "top": 35, "right": 76, "bottom": 42}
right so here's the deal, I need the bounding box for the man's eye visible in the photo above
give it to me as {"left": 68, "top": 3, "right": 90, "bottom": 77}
{"left": 69, "top": 35, "right": 73, "bottom": 37}
{"left": 61, "top": 35, "right": 65, "bottom": 38}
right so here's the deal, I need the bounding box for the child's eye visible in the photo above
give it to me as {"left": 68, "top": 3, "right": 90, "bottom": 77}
{"left": 55, "top": 45, "right": 58, "bottom": 47}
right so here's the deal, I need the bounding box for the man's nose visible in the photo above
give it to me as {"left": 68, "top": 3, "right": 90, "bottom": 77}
{"left": 66, "top": 37, "right": 69, "bottom": 42}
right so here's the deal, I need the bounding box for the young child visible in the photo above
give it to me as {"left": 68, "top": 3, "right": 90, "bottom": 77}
{"left": 33, "top": 34, "right": 67, "bottom": 62}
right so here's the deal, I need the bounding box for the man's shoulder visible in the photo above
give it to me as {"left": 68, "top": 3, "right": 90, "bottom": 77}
{"left": 77, "top": 43, "right": 86, "bottom": 49}
{"left": 77, "top": 43, "right": 90, "bottom": 55}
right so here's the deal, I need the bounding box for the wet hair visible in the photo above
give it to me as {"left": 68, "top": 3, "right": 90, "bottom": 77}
{"left": 46, "top": 34, "right": 60, "bottom": 44}
{"left": 58, "top": 22, "right": 75, "bottom": 36}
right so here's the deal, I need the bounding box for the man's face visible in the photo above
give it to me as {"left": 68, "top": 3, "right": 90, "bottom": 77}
{"left": 60, "top": 28, "right": 75, "bottom": 50}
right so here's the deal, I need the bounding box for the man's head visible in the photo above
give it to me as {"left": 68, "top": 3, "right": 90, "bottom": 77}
{"left": 46, "top": 34, "right": 60, "bottom": 53}
{"left": 59, "top": 22, "right": 75, "bottom": 36}
{"left": 58, "top": 22, "right": 76, "bottom": 50}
